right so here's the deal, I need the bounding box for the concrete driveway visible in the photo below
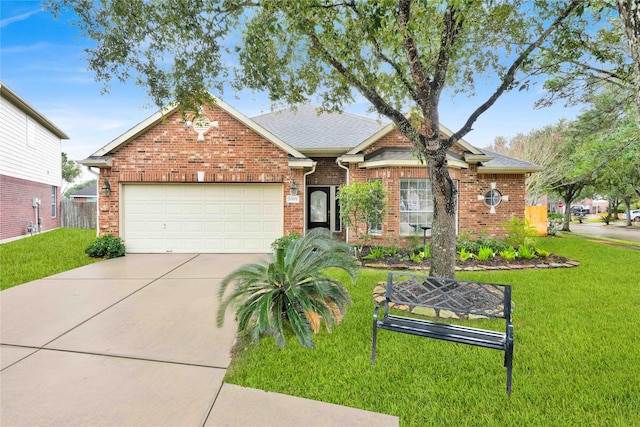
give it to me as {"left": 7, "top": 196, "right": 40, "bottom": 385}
{"left": 1, "top": 254, "right": 398, "bottom": 427}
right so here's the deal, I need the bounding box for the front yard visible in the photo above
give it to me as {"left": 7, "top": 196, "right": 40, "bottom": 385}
{"left": 2, "top": 229, "right": 638, "bottom": 425}
{"left": 0, "top": 229, "right": 99, "bottom": 290}
{"left": 224, "top": 235, "right": 640, "bottom": 426}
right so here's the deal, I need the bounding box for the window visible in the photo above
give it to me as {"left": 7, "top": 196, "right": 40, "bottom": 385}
{"left": 51, "top": 186, "right": 57, "bottom": 217}
{"left": 400, "top": 179, "right": 433, "bottom": 235}
{"left": 484, "top": 189, "right": 502, "bottom": 207}
{"left": 368, "top": 179, "right": 382, "bottom": 235}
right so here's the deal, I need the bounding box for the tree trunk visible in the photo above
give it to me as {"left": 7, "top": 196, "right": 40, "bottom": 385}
{"left": 428, "top": 148, "right": 457, "bottom": 278}
{"left": 624, "top": 196, "right": 632, "bottom": 226}
{"left": 617, "top": 0, "right": 640, "bottom": 123}
{"left": 562, "top": 193, "right": 573, "bottom": 231}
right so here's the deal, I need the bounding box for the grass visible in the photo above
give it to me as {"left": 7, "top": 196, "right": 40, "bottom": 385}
{"left": 223, "top": 235, "right": 640, "bottom": 426}
{"left": 0, "top": 228, "right": 100, "bottom": 290}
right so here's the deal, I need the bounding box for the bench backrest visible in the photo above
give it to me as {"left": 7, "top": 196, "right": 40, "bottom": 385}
{"left": 386, "top": 272, "right": 512, "bottom": 320}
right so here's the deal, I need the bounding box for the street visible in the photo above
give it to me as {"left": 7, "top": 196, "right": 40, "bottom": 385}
{"left": 568, "top": 221, "right": 640, "bottom": 244}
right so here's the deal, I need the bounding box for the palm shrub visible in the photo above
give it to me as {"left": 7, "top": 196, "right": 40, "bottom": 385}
{"left": 217, "top": 228, "right": 359, "bottom": 349}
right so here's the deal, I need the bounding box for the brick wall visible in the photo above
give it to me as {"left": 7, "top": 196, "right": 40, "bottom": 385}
{"left": 0, "top": 174, "right": 60, "bottom": 240}
{"left": 98, "top": 106, "right": 302, "bottom": 237}
{"left": 344, "top": 164, "right": 527, "bottom": 246}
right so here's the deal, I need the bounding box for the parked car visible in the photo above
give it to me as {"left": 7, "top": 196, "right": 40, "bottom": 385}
{"left": 570, "top": 205, "right": 589, "bottom": 215}
{"left": 622, "top": 209, "right": 640, "bottom": 221}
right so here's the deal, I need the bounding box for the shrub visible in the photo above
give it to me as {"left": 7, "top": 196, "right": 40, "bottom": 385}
{"left": 217, "top": 228, "right": 358, "bottom": 349}
{"left": 363, "top": 246, "right": 386, "bottom": 260}
{"left": 457, "top": 248, "right": 473, "bottom": 262}
{"left": 270, "top": 231, "right": 301, "bottom": 251}
{"left": 536, "top": 248, "right": 550, "bottom": 257}
{"left": 518, "top": 245, "right": 537, "bottom": 260}
{"left": 409, "top": 252, "right": 423, "bottom": 263}
{"left": 85, "top": 234, "right": 126, "bottom": 259}
{"left": 547, "top": 212, "right": 564, "bottom": 236}
{"left": 476, "top": 246, "right": 494, "bottom": 261}
{"left": 499, "top": 246, "right": 517, "bottom": 261}
{"left": 421, "top": 245, "right": 431, "bottom": 259}
{"left": 501, "top": 215, "right": 537, "bottom": 248}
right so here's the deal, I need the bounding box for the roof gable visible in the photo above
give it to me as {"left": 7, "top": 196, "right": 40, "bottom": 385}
{"left": 346, "top": 121, "right": 484, "bottom": 156}
{"left": 85, "top": 97, "right": 307, "bottom": 160}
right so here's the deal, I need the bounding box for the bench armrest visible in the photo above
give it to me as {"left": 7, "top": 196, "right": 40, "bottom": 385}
{"left": 373, "top": 299, "right": 389, "bottom": 323}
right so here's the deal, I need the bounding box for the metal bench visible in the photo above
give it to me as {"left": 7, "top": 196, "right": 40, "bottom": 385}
{"left": 371, "top": 272, "right": 514, "bottom": 394}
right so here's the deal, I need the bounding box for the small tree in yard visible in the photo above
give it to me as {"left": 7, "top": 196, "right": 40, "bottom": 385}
{"left": 338, "top": 180, "right": 387, "bottom": 255}
{"left": 216, "top": 228, "right": 358, "bottom": 349}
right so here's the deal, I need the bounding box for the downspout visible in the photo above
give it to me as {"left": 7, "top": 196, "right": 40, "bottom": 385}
{"left": 303, "top": 161, "right": 317, "bottom": 234}
{"left": 336, "top": 157, "right": 350, "bottom": 243}
{"left": 87, "top": 167, "right": 100, "bottom": 237}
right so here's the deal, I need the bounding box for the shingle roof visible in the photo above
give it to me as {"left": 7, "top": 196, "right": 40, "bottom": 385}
{"left": 70, "top": 183, "right": 97, "bottom": 197}
{"left": 252, "top": 105, "right": 388, "bottom": 150}
{"left": 480, "top": 149, "right": 542, "bottom": 171}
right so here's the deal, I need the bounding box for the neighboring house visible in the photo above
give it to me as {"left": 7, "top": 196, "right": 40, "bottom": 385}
{"left": 0, "top": 82, "right": 69, "bottom": 241}
{"left": 80, "top": 101, "right": 541, "bottom": 254}
{"left": 69, "top": 183, "right": 98, "bottom": 203}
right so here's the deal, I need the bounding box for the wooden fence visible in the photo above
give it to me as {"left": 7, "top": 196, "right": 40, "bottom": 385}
{"left": 61, "top": 200, "right": 97, "bottom": 229}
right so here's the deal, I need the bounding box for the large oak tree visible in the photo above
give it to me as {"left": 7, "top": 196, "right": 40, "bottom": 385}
{"left": 49, "top": 0, "right": 594, "bottom": 277}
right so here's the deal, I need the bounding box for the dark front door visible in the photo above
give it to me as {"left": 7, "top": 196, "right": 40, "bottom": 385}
{"left": 308, "top": 187, "right": 330, "bottom": 230}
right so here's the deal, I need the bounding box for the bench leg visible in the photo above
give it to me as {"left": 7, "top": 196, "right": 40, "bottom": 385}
{"left": 371, "top": 322, "right": 378, "bottom": 365}
{"left": 504, "top": 345, "right": 513, "bottom": 395}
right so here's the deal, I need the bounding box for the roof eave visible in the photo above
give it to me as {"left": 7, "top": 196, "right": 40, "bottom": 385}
{"left": 1, "top": 82, "right": 70, "bottom": 139}
{"left": 465, "top": 154, "right": 494, "bottom": 163}
{"left": 477, "top": 166, "right": 544, "bottom": 174}
{"left": 288, "top": 158, "right": 315, "bottom": 168}
{"left": 79, "top": 156, "right": 113, "bottom": 168}
{"left": 297, "top": 148, "right": 349, "bottom": 157}
{"left": 337, "top": 154, "right": 365, "bottom": 163}
{"left": 359, "top": 158, "right": 467, "bottom": 169}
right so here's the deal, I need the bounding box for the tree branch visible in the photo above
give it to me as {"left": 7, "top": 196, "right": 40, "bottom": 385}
{"left": 305, "top": 28, "right": 425, "bottom": 150}
{"left": 397, "top": 0, "right": 430, "bottom": 112}
{"left": 450, "top": 0, "right": 583, "bottom": 144}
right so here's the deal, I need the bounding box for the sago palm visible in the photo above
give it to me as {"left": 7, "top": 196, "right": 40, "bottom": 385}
{"left": 217, "top": 228, "right": 358, "bottom": 349}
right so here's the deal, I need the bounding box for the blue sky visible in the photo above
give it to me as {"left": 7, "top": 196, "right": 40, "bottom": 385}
{"left": 1, "top": 1, "right": 584, "bottom": 166}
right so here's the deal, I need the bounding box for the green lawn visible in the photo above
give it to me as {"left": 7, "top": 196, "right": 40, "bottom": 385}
{"left": 0, "top": 229, "right": 100, "bottom": 290}
{"left": 224, "top": 235, "right": 640, "bottom": 426}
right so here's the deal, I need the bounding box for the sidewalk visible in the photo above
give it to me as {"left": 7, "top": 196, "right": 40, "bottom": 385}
{"left": 1, "top": 254, "right": 398, "bottom": 427}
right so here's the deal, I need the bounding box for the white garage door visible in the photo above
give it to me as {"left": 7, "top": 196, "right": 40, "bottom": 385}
{"left": 122, "top": 184, "right": 283, "bottom": 253}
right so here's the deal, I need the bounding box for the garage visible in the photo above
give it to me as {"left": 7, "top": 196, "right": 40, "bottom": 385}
{"left": 121, "top": 183, "right": 283, "bottom": 253}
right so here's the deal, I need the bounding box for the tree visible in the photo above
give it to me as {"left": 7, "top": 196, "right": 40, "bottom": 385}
{"left": 48, "top": 1, "right": 591, "bottom": 277}
{"left": 487, "top": 122, "right": 569, "bottom": 205}
{"left": 337, "top": 180, "right": 386, "bottom": 255}
{"left": 63, "top": 179, "right": 97, "bottom": 199}
{"left": 61, "top": 152, "right": 81, "bottom": 183}
{"left": 216, "top": 228, "right": 358, "bottom": 349}
{"left": 616, "top": 0, "right": 640, "bottom": 122}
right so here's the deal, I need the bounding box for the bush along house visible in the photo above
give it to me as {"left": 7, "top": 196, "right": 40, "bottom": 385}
{"left": 80, "top": 101, "right": 541, "bottom": 253}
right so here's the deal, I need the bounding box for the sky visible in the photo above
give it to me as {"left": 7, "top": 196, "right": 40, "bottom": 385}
{"left": 1, "top": 1, "right": 585, "bottom": 176}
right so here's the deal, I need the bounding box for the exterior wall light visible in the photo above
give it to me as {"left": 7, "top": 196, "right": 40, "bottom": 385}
{"left": 101, "top": 181, "right": 111, "bottom": 197}
{"left": 290, "top": 181, "right": 298, "bottom": 196}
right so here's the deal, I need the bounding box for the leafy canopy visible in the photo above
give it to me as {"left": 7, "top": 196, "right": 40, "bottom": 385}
{"left": 47, "top": 0, "right": 596, "bottom": 278}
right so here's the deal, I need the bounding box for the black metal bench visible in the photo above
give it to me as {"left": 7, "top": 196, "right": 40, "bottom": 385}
{"left": 371, "top": 272, "right": 514, "bottom": 394}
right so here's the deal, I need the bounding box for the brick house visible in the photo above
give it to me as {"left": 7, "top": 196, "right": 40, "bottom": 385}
{"left": 81, "top": 101, "right": 541, "bottom": 253}
{"left": 0, "top": 82, "right": 69, "bottom": 242}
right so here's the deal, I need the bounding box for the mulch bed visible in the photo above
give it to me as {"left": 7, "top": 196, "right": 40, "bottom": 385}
{"left": 358, "top": 246, "right": 579, "bottom": 271}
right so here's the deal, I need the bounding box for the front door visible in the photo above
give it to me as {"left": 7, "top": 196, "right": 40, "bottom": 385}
{"left": 308, "top": 187, "right": 330, "bottom": 230}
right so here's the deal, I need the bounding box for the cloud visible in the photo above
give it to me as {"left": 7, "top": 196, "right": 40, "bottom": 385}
{"left": 1, "top": 42, "right": 51, "bottom": 54}
{"left": 0, "top": 8, "right": 41, "bottom": 28}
